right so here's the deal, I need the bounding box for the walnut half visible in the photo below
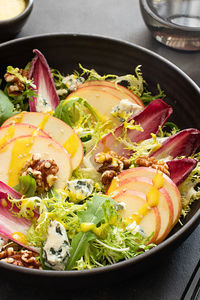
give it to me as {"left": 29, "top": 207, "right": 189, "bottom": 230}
{"left": 95, "top": 151, "right": 131, "bottom": 185}
{"left": 21, "top": 154, "right": 59, "bottom": 192}
{"left": 0, "top": 247, "right": 41, "bottom": 269}
{"left": 4, "top": 68, "right": 29, "bottom": 96}
{"left": 135, "top": 156, "right": 170, "bottom": 177}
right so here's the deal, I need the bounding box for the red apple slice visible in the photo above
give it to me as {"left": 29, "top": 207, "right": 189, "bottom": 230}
{"left": 79, "top": 81, "right": 144, "bottom": 107}
{"left": 2, "top": 112, "right": 83, "bottom": 170}
{"left": 0, "top": 135, "right": 72, "bottom": 189}
{"left": 107, "top": 167, "right": 182, "bottom": 227}
{"left": 113, "top": 189, "right": 161, "bottom": 243}
{"left": 0, "top": 123, "right": 48, "bottom": 149}
{"left": 107, "top": 176, "right": 174, "bottom": 244}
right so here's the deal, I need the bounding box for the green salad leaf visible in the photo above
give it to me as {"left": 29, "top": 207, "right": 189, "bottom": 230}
{"left": 0, "top": 90, "right": 17, "bottom": 125}
{"left": 65, "top": 194, "right": 115, "bottom": 270}
{"left": 65, "top": 231, "right": 96, "bottom": 270}
{"left": 14, "top": 175, "right": 37, "bottom": 197}
{"left": 54, "top": 97, "right": 98, "bottom": 127}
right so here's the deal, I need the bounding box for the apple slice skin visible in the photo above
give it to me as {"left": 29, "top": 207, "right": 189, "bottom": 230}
{"left": 0, "top": 123, "right": 48, "bottom": 149}
{"left": 107, "top": 176, "right": 174, "bottom": 244}
{"left": 107, "top": 167, "right": 182, "bottom": 227}
{"left": 2, "top": 112, "right": 84, "bottom": 171}
{"left": 0, "top": 135, "right": 72, "bottom": 189}
{"left": 113, "top": 189, "right": 161, "bottom": 243}
{"left": 78, "top": 81, "right": 145, "bottom": 107}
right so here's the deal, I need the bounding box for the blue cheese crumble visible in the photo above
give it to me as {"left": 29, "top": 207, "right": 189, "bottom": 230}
{"left": 36, "top": 93, "right": 53, "bottom": 113}
{"left": 126, "top": 221, "right": 146, "bottom": 236}
{"left": 43, "top": 221, "right": 70, "bottom": 270}
{"left": 62, "top": 75, "right": 85, "bottom": 92}
{"left": 67, "top": 179, "right": 94, "bottom": 203}
{"left": 111, "top": 99, "right": 143, "bottom": 122}
{"left": 115, "top": 202, "right": 126, "bottom": 211}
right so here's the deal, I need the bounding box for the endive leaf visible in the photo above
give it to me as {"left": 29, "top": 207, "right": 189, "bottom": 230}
{"left": 167, "top": 158, "right": 198, "bottom": 186}
{"left": 29, "top": 49, "right": 60, "bottom": 112}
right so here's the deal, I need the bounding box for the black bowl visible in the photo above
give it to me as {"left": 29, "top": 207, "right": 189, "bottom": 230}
{"left": 0, "top": 0, "right": 33, "bottom": 41}
{"left": 0, "top": 34, "right": 199, "bottom": 287}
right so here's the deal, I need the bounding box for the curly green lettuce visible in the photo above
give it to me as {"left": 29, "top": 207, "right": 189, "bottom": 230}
{"left": 179, "top": 155, "right": 200, "bottom": 216}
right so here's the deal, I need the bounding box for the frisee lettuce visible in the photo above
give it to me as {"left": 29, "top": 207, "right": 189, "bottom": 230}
{"left": 179, "top": 155, "right": 200, "bottom": 216}
{"left": 8, "top": 195, "right": 40, "bottom": 220}
{"left": 77, "top": 64, "right": 165, "bottom": 103}
{"left": 140, "top": 84, "right": 166, "bottom": 105}
{"left": 55, "top": 96, "right": 111, "bottom": 154}
{"left": 74, "top": 226, "right": 155, "bottom": 270}
{"left": 65, "top": 194, "right": 117, "bottom": 270}
{"left": 78, "top": 64, "right": 144, "bottom": 97}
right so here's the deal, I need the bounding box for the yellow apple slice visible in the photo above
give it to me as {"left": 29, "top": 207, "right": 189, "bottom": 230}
{"left": 79, "top": 80, "right": 144, "bottom": 107}
{"left": 113, "top": 189, "right": 161, "bottom": 243}
{"left": 2, "top": 112, "right": 83, "bottom": 170}
{"left": 107, "top": 176, "right": 174, "bottom": 244}
{"left": 0, "top": 123, "right": 48, "bottom": 150}
{"left": 107, "top": 167, "right": 182, "bottom": 227}
{"left": 0, "top": 135, "right": 72, "bottom": 189}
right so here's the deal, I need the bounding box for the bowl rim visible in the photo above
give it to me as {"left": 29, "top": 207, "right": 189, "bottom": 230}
{"left": 0, "top": 32, "right": 199, "bottom": 277}
{"left": 0, "top": 0, "right": 34, "bottom": 25}
{"left": 140, "top": 0, "right": 200, "bottom": 31}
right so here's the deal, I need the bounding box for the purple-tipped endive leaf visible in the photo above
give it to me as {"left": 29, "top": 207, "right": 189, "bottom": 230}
{"left": 0, "top": 182, "right": 39, "bottom": 253}
{"left": 90, "top": 99, "right": 173, "bottom": 161}
{"left": 29, "top": 49, "right": 60, "bottom": 112}
{"left": 123, "top": 99, "right": 172, "bottom": 143}
{"left": 151, "top": 129, "right": 200, "bottom": 160}
{"left": 167, "top": 158, "right": 198, "bottom": 186}
{"left": 0, "top": 181, "right": 22, "bottom": 199}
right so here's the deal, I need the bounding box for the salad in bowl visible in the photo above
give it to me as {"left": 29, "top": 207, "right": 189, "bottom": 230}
{"left": 0, "top": 49, "right": 199, "bottom": 271}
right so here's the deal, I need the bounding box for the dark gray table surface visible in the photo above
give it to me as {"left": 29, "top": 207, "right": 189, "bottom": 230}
{"left": 1, "top": 0, "right": 200, "bottom": 299}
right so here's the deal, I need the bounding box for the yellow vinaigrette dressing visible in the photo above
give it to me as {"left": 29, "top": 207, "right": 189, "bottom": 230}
{"left": 125, "top": 172, "right": 164, "bottom": 225}
{"left": 8, "top": 113, "right": 51, "bottom": 187}
{"left": 11, "top": 232, "right": 27, "bottom": 245}
{"left": 80, "top": 222, "right": 109, "bottom": 239}
{"left": 0, "top": 126, "right": 15, "bottom": 149}
{"left": 33, "top": 112, "right": 51, "bottom": 135}
{"left": 80, "top": 217, "right": 117, "bottom": 238}
{"left": 9, "top": 112, "right": 25, "bottom": 124}
{"left": 63, "top": 133, "right": 79, "bottom": 158}
{"left": 0, "top": 0, "right": 26, "bottom": 21}
{"left": 8, "top": 136, "right": 33, "bottom": 187}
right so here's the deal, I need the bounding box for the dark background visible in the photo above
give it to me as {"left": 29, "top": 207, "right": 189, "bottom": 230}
{"left": 0, "top": 0, "right": 199, "bottom": 299}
